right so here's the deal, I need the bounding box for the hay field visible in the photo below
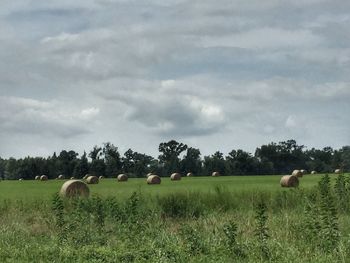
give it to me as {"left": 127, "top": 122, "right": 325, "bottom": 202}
{"left": 1, "top": 173, "right": 349, "bottom": 263}
{"left": 0, "top": 174, "right": 323, "bottom": 201}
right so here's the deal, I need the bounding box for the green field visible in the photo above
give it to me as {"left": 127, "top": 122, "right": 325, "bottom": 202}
{"left": 0, "top": 174, "right": 324, "bottom": 201}
{"left": 1, "top": 174, "right": 349, "bottom": 262}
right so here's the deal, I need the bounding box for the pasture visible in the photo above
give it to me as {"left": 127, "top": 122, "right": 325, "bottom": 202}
{"left": 1, "top": 173, "right": 349, "bottom": 262}
{"left": 0, "top": 174, "right": 322, "bottom": 200}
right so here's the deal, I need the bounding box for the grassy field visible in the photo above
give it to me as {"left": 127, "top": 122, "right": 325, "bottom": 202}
{"left": 0, "top": 174, "right": 325, "bottom": 200}
{"left": 1, "top": 174, "right": 349, "bottom": 262}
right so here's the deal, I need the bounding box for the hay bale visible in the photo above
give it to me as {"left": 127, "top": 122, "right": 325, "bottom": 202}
{"left": 35, "top": 175, "right": 40, "bottom": 180}
{"left": 99, "top": 176, "right": 104, "bottom": 180}
{"left": 40, "top": 175, "right": 48, "bottom": 181}
{"left": 186, "top": 172, "right": 193, "bottom": 177}
{"left": 58, "top": 174, "right": 64, "bottom": 180}
{"left": 147, "top": 175, "right": 161, "bottom": 184}
{"left": 292, "top": 170, "right": 303, "bottom": 177}
{"left": 83, "top": 174, "right": 90, "bottom": 180}
{"left": 60, "top": 180, "right": 90, "bottom": 198}
{"left": 170, "top": 173, "right": 181, "bottom": 181}
{"left": 300, "top": 169, "right": 308, "bottom": 175}
{"left": 280, "top": 175, "right": 299, "bottom": 187}
{"left": 335, "top": 169, "right": 342, "bottom": 174}
{"left": 19, "top": 178, "right": 23, "bottom": 181}
{"left": 212, "top": 171, "right": 220, "bottom": 177}
{"left": 146, "top": 173, "right": 153, "bottom": 177}
{"left": 86, "top": 175, "right": 99, "bottom": 184}
{"left": 311, "top": 171, "right": 317, "bottom": 174}
{"left": 117, "top": 174, "right": 128, "bottom": 182}
{"left": 70, "top": 177, "right": 75, "bottom": 180}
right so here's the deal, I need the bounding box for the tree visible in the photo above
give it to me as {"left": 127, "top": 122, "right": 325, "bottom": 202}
{"left": 226, "top": 149, "right": 258, "bottom": 175}
{"left": 73, "top": 151, "right": 89, "bottom": 178}
{"left": 0, "top": 158, "right": 5, "bottom": 179}
{"left": 340, "top": 146, "right": 350, "bottom": 171}
{"left": 203, "top": 151, "right": 226, "bottom": 176}
{"left": 57, "top": 150, "right": 79, "bottom": 177}
{"left": 122, "top": 149, "right": 155, "bottom": 177}
{"left": 158, "top": 140, "right": 188, "bottom": 176}
{"left": 305, "top": 147, "right": 334, "bottom": 173}
{"left": 89, "top": 146, "right": 105, "bottom": 176}
{"left": 47, "top": 153, "right": 59, "bottom": 178}
{"left": 181, "top": 147, "right": 202, "bottom": 175}
{"left": 255, "top": 140, "right": 307, "bottom": 174}
{"left": 103, "top": 142, "right": 122, "bottom": 177}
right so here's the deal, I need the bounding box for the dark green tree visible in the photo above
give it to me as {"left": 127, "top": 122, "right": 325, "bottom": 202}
{"left": 181, "top": 147, "right": 202, "bottom": 175}
{"left": 89, "top": 146, "right": 105, "bottom": 176}
{"left": 203, "top": 151, "right": 226, "bottom": 175}
{"left": 226, "top": 149, "right": 259, "bottom": 175}
{"left": 57, "top": 150, "right": 78, "bottom": 177}
{"left": 103, "top": 142, "right": 122, "bottom": 177}
{"left": 73, "top": 151, "right": 89, "bottom": 178}
{"left": 158, "top": 140, "right": 188, "bottom": 176}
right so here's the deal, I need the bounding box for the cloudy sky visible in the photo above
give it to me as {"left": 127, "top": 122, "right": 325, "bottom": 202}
{"left": 1, "top": 0, "right": 350, "bottom": 158}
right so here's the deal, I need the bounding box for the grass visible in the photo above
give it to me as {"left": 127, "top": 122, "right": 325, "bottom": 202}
{"left": 0, "top": 174, "right": 325, "bottom": 201}
{"left": 1, "top": 173, "right": 349, "bottom": 262}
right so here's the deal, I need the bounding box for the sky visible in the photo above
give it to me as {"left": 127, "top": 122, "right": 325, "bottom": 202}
{"left": 0, "top": 0, "right": 350, "bottom": 158}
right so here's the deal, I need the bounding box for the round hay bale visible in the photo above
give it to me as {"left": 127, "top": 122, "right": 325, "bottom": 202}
{"left": 60, "top": 180, "right": 90, "bottom": 198}
{"left": 19, "top": 178, "right": 23, "bottom": 181}
{"left": 117, "top": 174, "right": 128, "bottom": 182}
{"left": 58, "top": 174, "right": 64, "bottom": 180}
{"left": 86, "top": 175, "right": 99, "bottom": 184}
{"left": 70, "top": 177, "right": 75, "bottom": 180}
{"left": 146, "top": 173, "right": 153, "bottom": 177}
{"left": 83, "top": 174, "right": 90, "bottom": 180}
{"left": 99, "top": 176, "right": 104, "bottom": 180}
{"left": 170, "top": 173, "right": 181, "bottom": 181}
{"left": 335, "top": 169, "right": 342, "bottom": 174}
{"left": 212, "top": 171, "right": 220, "bottom": 177}
{"left": 40, "top": 175, "right": 48, "bottom": 181}
{"left": 147, "top": 175, "right": 161, "bottom": 185}
{"left": 280, "top": 175, "right": 299, "bottom": 188}
{"left": 311, "top": 171, "right": 317, "bottom": 175}
{"left": 35, "top": 175, "right": 40, "bottom": 180}
{"left": 300, "top": 169, "right": 308, "bottom": 175}
{"left": 292, "top": 170, "right": 303, "bottom": 177}
{"left": 186, "top": 172, "right": 193, "bottom": 177}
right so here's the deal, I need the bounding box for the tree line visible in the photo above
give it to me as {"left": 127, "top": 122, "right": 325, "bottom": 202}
{"left": 0, "top": 139, "right": 349, "bottom": 180}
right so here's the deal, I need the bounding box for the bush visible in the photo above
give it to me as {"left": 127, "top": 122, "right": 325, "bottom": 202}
{"left": 157, "top": 192, "right": 204, "bottom": 219}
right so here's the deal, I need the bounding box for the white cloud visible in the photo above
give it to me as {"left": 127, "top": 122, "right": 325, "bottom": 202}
{"left": 80, "top": 107, "right": 100, "bottom": 119}
{"left": 41, "top": 32, "right": 80, "bottom": 44}
{"left": 0, "top": 96, "right": 99, "bottom": 137}
{"left": 285, "top": 115, "right": 297, "bottom": 128}
{"left": 0, "top": 0, "right": 350, "bottom": 158}
{"left": 201, "top": 28, "right": 322, "bottom": 49}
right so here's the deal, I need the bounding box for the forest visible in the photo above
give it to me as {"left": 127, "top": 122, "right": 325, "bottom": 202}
{"left": 1, "top": 139, "right": 349, "bottom": 180}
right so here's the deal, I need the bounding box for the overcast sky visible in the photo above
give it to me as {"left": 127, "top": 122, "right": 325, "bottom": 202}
{"left": 1, "top": 0, "right": 350, "bottom": 158}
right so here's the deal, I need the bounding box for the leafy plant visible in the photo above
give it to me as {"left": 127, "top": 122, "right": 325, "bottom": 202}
{"left": 223, "top": 220, "right": 246, "bottom": 258}
{"left": 254, "top": 198, "right": 270, "bottom": 259}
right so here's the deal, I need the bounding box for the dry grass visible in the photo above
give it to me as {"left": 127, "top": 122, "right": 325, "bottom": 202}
{"left": 59, "top": 180, "right": 90, "bottom": 198}
{"left": 117, "top": 174, "right": 128, "bottom": 182}
{"left": 212, "top": 172, "right": 220, "bottom": 177}
{"left": 86, "top": 176, "right": 99, "bottom": 184}
{"left": 147, "top": 175, "right": 161, "bottom": 184}
{"left": 280, "top": 175, "right": 299, "bottom": 187}
{"left": 40, "top": 175, "right": 48, "bottom": 181}
{"left": 171, "top": 173, "right": 181, "bottom": 181}
{"left": 292, "top": 170, "right": 303, "bottom": 177}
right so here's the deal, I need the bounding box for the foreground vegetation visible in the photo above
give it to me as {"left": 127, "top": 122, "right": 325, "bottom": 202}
{"left": 1, "top": 174, "right": 350, "bottom": 262}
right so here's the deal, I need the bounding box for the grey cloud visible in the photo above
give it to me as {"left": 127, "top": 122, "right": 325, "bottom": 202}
{"left": 0, "top": 0, "right": 350, "bottom": 158}
{"left": 0, "top": 96, "right": 99, "bottom": 138}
